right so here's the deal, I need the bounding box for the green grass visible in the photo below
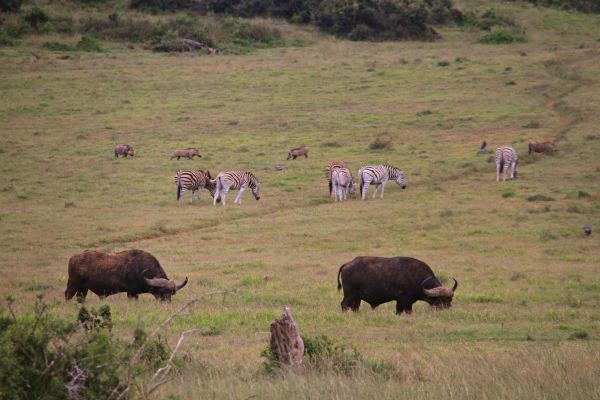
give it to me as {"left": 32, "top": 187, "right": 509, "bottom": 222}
{"left": 1, "top": 0, "right": 600, "bottom": 398}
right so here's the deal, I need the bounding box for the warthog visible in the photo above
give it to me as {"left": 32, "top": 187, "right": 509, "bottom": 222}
{"left": 114, "top": 144, "right": 134, "bottom": 157}
{"left": 287, "top": 145, "right": 309, "bottom": 160}
{"left": 528, "top": 140, "right": 556, "bottom": 154}
{"left": 171, "top": 148, "right": 201, "bottom": 160}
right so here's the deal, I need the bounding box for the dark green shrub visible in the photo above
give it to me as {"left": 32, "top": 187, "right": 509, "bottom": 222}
{"left": 527, "top": 194, "right": 554, "bottom": 202}
{"left": 0, "top": 0, "right": 22, "bottom": 12}
{"left": 43, "top": 41, "right": 73, "bottom": 51}
{"left": 0, "top": 30, "right": 16, "bottom": 46}
{"left": 50, "top": 15, "right": 75, "bottom": 34}
{"left": 130, "top": 0, "right": 200, "bottom": 12}
{"left": 478, "top": 28, "right": 526, "bottom": 44}
{"left": 75, "top": 35, "right": 104, "bottom": 52}
{"left": 0, "top": 297, "right": 183, "bottom": 400}
{"left": 525, "top": 0, "right": 600, "bottom": 13}
{"left": 23, "top": 7, "right": 49, "bottom": 32}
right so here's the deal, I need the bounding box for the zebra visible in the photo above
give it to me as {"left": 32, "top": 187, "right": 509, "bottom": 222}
{"left": 358, "top": 164, "right": 406, "bottom": 200}
{"left": 174, "top": 170, "right": 214, "bottom": 204}
{"left": 331, "top": 167, "right": 356, "bottom": 201}
{"left": 326, "top": 161, "right": 351, "bottom": 197}
{"left": 495, "top": 146, "right": 519, "bottom": 182}
{"left": 213, "top": 171, "right": 260, "bottom": 206}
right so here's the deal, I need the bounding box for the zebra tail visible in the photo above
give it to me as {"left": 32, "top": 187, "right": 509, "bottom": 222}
{"left": 176, "top": 173, "right": 182, "bottom": 201}
{"left": 359, "top": 173, "right": 364, "bottom": 197}
{"left": 329, "top": 179, "right": 333, "bottom": 195}
{"left": 337, "top": 263, "right": 346, "bottom": 290}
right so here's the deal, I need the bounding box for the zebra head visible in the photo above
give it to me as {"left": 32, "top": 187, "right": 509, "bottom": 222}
{"left": 394, "top": 170, "right": 406, "bottom": 189}
{"left": 252, "top": 182, "right": 261, "bottom": 201}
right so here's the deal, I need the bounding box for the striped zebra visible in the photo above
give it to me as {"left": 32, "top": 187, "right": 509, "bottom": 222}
{"left": 495, "top": 146, "right": 519, "bottom": 182}
{"left": 326, "top": 160, "right": 350, "bottom": 197}
{"left": 358, "top": 164, "right": 406, "bottom": 200}
{"left": 213, "top": 171, "right": 260, "bottom": 206}
{"left": 174, "top": 170, "right": 214, "bottom": 204}
{"left": 331, "top": 167, "right": 356, "bottom": 201}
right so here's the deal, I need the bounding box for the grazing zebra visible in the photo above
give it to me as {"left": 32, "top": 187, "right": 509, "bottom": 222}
{"left": 358, "top": 165, "right": 406, "bottom": 200}
{"left": 213, "top": 171, "right": 260, "bottom": 206}
{"left": 326, "top": 160, "right": 350, "bottom": 197}
{"left": 495, "top": 146, "right": 519, "bottom": 182}
{"left": 174, "top": 170, "right": 213, "bottom": 204}
{"left": 332, "top": 168, "right": 356, "bottom": 201}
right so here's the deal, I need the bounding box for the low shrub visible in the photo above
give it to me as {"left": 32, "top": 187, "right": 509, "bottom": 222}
{"left": 75, "top": 35, "right": 104, "bottom": 52}
{"left": 527, "top": 194, "right": 554, "bottom": 202}
{"left": 0, "top": 0, "right": 22, "bottom": 13}
{"left": 525, "top": 0, "right": 600, "bottom": 13}
{"left": 23, "top": 7, "right": 49, "bottom": 32}
{"left": 368, "top": 136, "right": 392, "bottom": 150}
{"left": 130, "top": 0, "right": 200, "bottom": 12}
{"left": 43, "top": 41, "right": 73, "bottom": 51}
{"left": 0, "top": 297, "right": 182, "bottom": 400}
{"left": 0, "top": 30, "right": 17, "bottom": 46}
{"left": 522, "top": 120, "right": 540, "bottom": 128}
{"left": 478, "top": 27, "right": 526, "bottom": 44}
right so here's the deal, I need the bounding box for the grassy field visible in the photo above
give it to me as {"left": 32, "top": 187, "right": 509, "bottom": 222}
{"left": 1, "top": 0, "right": 599, "bottom": 398}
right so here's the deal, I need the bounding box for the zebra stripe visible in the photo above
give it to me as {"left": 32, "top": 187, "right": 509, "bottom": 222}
{"left": 495, "top": 146, "right": 518, "bottom": 182}
{"left": 174, "top": 170, "right": 212, "bottom": 204}
{"left": 331, "top": 167, "right": 355, "bottom": 201}
{"left": 213, "top": 171, "right": 260, "bottom": 206}
{"left": 326, "top": 160, "right": 350, "bottom": 197}
{"left": 358, "top": 164, "right": 406, "bottom": 200}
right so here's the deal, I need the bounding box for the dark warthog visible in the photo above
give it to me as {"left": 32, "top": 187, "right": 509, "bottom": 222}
{"left": 114, "top": 144, "right": 134, "bottom": 157}
{"left": 287, "top": 144, "right": 309, "bottom": 160}
{"left": 337, "top": 256, "right": 457, "bottom": 314}
{"left": 65, "top": 249, "right": 188, "bottom": 302}
{"left": 528, "top": 140, "right": 556, "bottom": 154}
{"left": 171, "top": 148, "right": 201, "bottom": 160}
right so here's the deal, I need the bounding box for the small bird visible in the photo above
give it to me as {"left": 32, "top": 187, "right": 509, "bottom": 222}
{"left": 478, "top": 141, "right": 487, "bottom": 153}
{"left": 583, "top": 226, "right": 592, "bottom": 236}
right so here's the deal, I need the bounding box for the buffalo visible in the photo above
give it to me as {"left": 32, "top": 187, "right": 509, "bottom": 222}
{"left": 114, "top": 144, "right": 135, "bottom": 157}
{"left": 337, "top": 256, "right": 457, "bottom": 314}
{"left": 65, "top": 249, "right": 188, "bottom": 302}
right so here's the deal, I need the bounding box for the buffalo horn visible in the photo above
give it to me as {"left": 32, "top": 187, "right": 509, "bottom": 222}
{"left": 451, "top": 277, "right": 458, "bottom": 292}
{"left": 423, "top": 286, "right": 454, "bottom": 298}
{"left": 175, "top": 277, "right": 188, "bottom": 291}
{"left": 144, "top": 277, "right": 172, "bottom": 288}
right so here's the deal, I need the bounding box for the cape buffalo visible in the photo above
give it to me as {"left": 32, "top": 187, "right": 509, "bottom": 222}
{"left": 337, "top": 256, "right": 457, "bottom": 314}
{"left": 65, "top": 249, "right": 188, "bottom": 302}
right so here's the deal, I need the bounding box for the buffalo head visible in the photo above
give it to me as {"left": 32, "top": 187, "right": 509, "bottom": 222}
{"left": 144, "top": 277, "right": 188, "bottom": 301}
{"left": 422, "top": 277, "right": 458, "bottom": 309}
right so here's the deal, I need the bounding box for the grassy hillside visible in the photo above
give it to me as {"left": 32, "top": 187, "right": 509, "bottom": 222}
{"left": 1, "top": 0, "right": 599, "bottom": 398}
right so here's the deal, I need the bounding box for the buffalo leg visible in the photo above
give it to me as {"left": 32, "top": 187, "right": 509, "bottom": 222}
{"left": 76, "top": 289, "right": 88, "bottom": 303}
{"left": 396, "top": 299, "right": 413, "bottom": 315}
{"left": 65, "top": 284, "right": 78, "bottom": 301}
{"left": 341, "top": 296, "right": 361, "bottom": 312}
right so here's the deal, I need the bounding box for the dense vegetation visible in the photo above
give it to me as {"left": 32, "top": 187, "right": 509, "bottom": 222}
{"left": 522, "top": 0, "right": 600, "bottom": 13}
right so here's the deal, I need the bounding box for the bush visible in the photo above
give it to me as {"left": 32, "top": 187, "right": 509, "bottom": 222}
{"left": 23, "top": 7, "right": 49, "bottom": 32}
{"left": 75, "top": 35, "right": 104, "bottom": 52}
{"left": 527, "top": 194, "right": 554, "bottom": 202}
{"left": 0, "top": 30, "right": 16, "bottom": 46}
{"left": 0, "top": 297, "right": 181, "bottom": 400}
{"left": 130, "top": 0, "right": 200, "bottom": 12}
{"left": 0, "top": 0, "right": 22, "bottom": 12}
{"left": 525, "top": 0, "right": 600, "bottom": 13}
{"left": 369, "top": 137, "right": 393, "bottom": 150}
{"left": 50, "top": 15, "right": 75, "bottom": 35}
{"left": 43, "top": 41, "right": 73, "bottom": 51}
{"left": 478, "top": 28, "right": 526, "bottom": 44}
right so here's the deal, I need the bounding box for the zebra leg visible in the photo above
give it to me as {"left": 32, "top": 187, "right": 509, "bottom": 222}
{"left": 178, "top": 188, "right": 186, "bottom": 205}
{"left": 213, "top": 181, "right": 222, "bottom": 206}
{"left": 198, "top": 189, "right": 202, "bottom": 201}
{"left": 496, "top": 162, "right": 501, "bottom": 182}
{"left": 372, "top": 184, "right": 379, "bottom": 199}
{"left": 380, "top": 181, "right": 387, "bottom": 199}
{"left": 221, "top": 187, "right": 230, "bottom": 206}
{"left": 503, "top": 164, "right": 509, "bottom": 182}
{"left": 361, "top": 183, "right": 369, "bottom": 200}
{"left": 235, "top": 187, "right": 246, "bottom": 204}
{"left": 189, "top": 190, "right": 195, "bottom": 204}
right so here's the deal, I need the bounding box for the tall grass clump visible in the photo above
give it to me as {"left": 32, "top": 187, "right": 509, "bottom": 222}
{"left": 478, "top": 27, "right": 526, "bottom": 44}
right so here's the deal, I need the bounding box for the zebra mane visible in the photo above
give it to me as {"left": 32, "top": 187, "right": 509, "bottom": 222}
{"left": 384, "top": 164, "right": 402, "bottom": 176}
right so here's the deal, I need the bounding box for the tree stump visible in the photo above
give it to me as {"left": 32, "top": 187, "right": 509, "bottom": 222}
{"left": 269, "top": 306, "right": 304, "bottom": 370}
